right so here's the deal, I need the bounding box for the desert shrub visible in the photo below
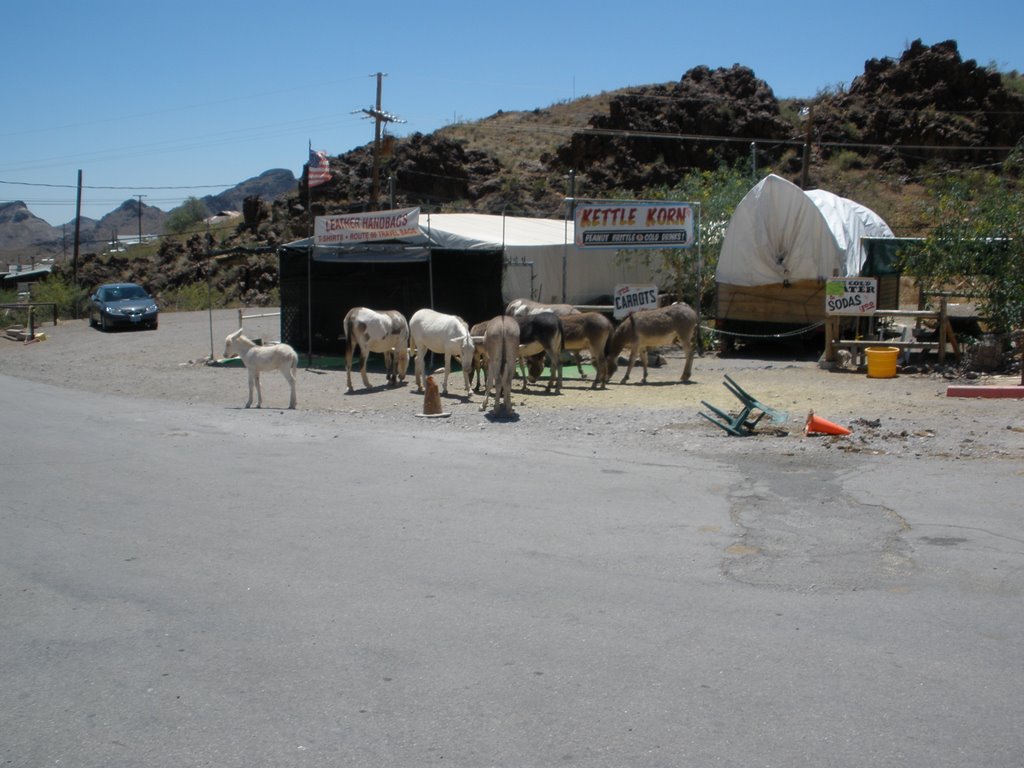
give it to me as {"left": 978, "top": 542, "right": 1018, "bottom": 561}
{"left": 160, "top": 281, "right": 229, "bottom": 312}
{"left": 28, "top": 275, "right": 89, "bottom": 319}
{"left": 164, "top": 197, "right": 209, "bottom": 235}
{"left": 830, "top": 149, "right": 865, "bottom": 171}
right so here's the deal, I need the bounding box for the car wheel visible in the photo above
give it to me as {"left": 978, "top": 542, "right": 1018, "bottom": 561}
{"left": 149, "top": 319, "right": 158, "bottom": 331}
{"left": 89, "top": 312, "right": 96, "bottom": 328}
{"left": 100, "top": 314, "right": 109, "bottom": 332}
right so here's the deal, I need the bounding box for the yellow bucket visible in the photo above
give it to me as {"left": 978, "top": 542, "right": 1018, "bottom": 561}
{"left": 865, "top": 346, "right": 899, "bottom": 378}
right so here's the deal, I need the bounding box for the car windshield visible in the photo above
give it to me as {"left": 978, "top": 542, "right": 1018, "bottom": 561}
{"left": 103, "top": 285, "right": 147, "bottom": 301}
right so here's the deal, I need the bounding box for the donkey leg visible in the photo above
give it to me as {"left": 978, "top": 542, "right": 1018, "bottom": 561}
{"left": 281, "top": 364, "right": 297, "bottom": 409}
{"left": 480, "top": 364, "right": 494, "bottom": 411}
{"left": 362, "top": 354, "right": 374, "bottom": 391}
{"left": 414, "top": 349, "right": 424, "bottom": 392}
{"left": 621, "top": 349, "right": 637, "bottom": 384}
{"left": 681, "top": 343, "right": 695, "bottom": 382}
{"left": 590, "top": 349, "right": 604, "bottom": 390}
{"left": 549, "top": 348, "right": 562, "bottom": 392}
{"left": 250, "top": 372, "right": 263, "bottom": 408}
{"left": 575, "top": 353, "right": 587, "bottom": 379}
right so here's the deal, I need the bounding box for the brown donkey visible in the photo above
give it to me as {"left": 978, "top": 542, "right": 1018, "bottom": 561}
{"left": 607, "top": 302, "right": 698, "bottom": 384}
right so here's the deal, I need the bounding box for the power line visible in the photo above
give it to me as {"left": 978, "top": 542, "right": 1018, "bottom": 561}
{"left": 438, "top": 117, "right": 1023, "bottom": 153}
{"left": 615, "top": 90, "right": 1024, "bottom": 118}
{"left": 0, "top": 179, "right": 238, "bottom": 191}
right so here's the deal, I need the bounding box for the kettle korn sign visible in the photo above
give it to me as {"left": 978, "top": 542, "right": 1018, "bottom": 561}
{"left": 574, "top": 201, "right": 694, "bottom": 249}
{"left": 825, "top": 277, "right": 878, "bottom": 315}
{"left": 314, "top": 207, "right": 421, "bottom": 245}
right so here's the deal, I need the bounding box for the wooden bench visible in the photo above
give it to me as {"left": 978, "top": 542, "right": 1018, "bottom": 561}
{"left": 824, "top": 300, "right": 960, "bottom": 364}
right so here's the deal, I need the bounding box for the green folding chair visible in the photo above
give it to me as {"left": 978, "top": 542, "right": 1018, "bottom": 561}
{"left": 699, "top": 374, "right": 790, "bottom": 436}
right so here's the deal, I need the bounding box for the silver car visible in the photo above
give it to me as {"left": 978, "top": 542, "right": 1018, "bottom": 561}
{"left": 89, "top": 282, "right": 159, "bottom": 331}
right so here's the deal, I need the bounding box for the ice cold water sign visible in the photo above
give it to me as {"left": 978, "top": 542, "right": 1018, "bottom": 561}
{"left": 826, "top": 277, "right": 878, "bottom": 315}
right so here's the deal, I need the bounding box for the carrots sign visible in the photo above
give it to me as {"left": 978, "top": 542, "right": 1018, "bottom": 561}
{"left": 613, "top": 284, "right": 659, "bottom": 319}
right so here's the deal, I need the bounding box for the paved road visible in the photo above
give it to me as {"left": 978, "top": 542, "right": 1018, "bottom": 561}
{"left": 2, "top": 373, "right": 1022, "bottom": 767}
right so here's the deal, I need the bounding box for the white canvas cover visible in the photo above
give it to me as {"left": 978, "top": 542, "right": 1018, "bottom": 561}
{"left": 716, "top": 174, "right": 893, "bottom": 286}
{"left": 804, "top": 188, "right": 895, "bottom": 277}
{"left": 419, "top": 213, "right": 663, "bottom": 305}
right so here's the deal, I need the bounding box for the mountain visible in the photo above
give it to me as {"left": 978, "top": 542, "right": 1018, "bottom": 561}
{"left": 200, "top": 169, "right": 297, "bottom": 215}
{"left": 0, "top": 202, "right": 62, "bottom": 253}
{"left": 92, "top": 199, "right": 168, "bottom": 243}
{"left": 0, "top": 169, "right": 298, "bottom": 263}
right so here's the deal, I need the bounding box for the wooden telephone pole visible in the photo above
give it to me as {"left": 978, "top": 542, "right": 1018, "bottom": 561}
{"left": 135, "top": 194, "right": 146, "bottom": 243}
{"left": 356, "top": 72, "right": 405, "bottom": 210}
{"left": 800, "top": 106, "right": 814, "bottom": 190}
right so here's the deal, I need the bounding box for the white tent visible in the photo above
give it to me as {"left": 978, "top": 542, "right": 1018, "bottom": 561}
{"left": 716, "top": 174, "right": 894, "bottom": 286}
{"left": 419, "top": 212, "right": 663, "bottom": 305}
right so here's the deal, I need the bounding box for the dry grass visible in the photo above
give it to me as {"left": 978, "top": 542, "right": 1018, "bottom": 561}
{"left": 435, "top": 90, "right": 630, "bottom": 173}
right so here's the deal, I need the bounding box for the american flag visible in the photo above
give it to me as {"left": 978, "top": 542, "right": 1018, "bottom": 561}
{"left": 307, "top": 148, "right": 332, "bottom": 188}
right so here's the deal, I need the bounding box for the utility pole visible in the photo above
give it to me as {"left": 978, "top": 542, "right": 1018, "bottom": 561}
{"left": 800, "top": 106, "right": 814, "bottom": 190}
{"left": 135, "top": 194, "right": 146, "bottom": 243}
{"left": 73, "top": 170, "right": 82, "bottom": 295}
{"left": 355, "top": 73, "right": 405, "bottom": 210}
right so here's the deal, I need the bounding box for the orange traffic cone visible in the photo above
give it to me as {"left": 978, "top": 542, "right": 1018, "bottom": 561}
{"left": 805, "top": 410, "right": 851, "bottom": 436}
{"left": 421, "top": 375, "right": 443, "bottom": 415}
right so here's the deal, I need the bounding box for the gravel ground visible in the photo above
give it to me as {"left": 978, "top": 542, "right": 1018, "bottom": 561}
{"left": 2, "top": 308, "right": 1022, "bottom": 460}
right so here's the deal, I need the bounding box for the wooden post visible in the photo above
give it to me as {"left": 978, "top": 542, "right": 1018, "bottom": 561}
{"left": 824, "top": 315, "right": 837, "bottom": 362}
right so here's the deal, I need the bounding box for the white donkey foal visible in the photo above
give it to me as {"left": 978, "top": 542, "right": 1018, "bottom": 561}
{"left": 224, "top": 329, "right": 298, "bottom": 409}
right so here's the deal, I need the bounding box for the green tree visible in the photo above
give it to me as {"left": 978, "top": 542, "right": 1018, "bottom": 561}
{"left": 900, "top": 157, "right": 1024, "bottom": 382}
{"left": 163, "top": 197, "right": 208, "bottom": 235}
{"left": 616, "top": 164, "right": 753, "bottom": 313}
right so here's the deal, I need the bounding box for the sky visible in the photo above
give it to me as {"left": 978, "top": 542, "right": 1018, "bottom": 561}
{"left": 2, "top": 0, "right": 1022, "bottom": 227}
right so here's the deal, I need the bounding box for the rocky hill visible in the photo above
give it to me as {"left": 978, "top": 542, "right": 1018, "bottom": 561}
{"left": 199, "top": 168, "right": 296, "bottom": 216}
{"left": 1, "top": 169, "right": 297, "bottom": 264}
{"left": 29, "top": 39, "right": 1024, "bottom": 308}
{"left": 0, "top": 202, "right": 65, "bottom": 253}
{"left": 250, "top": 39, "right": 1021, "bottom": 239}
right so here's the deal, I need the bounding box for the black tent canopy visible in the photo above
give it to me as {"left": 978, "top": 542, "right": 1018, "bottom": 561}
{"left": 277, "top": 238, "right": 503, "bottom": 355}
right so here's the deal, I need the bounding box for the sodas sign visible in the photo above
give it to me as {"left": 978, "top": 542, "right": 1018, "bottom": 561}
{"left": 826, "top": 278, "right": 878, "bottom": 315}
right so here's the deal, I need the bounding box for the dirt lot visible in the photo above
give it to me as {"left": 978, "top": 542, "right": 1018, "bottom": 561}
{"left": 2, "top": 308, "right": 1022, "bottom": 460}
